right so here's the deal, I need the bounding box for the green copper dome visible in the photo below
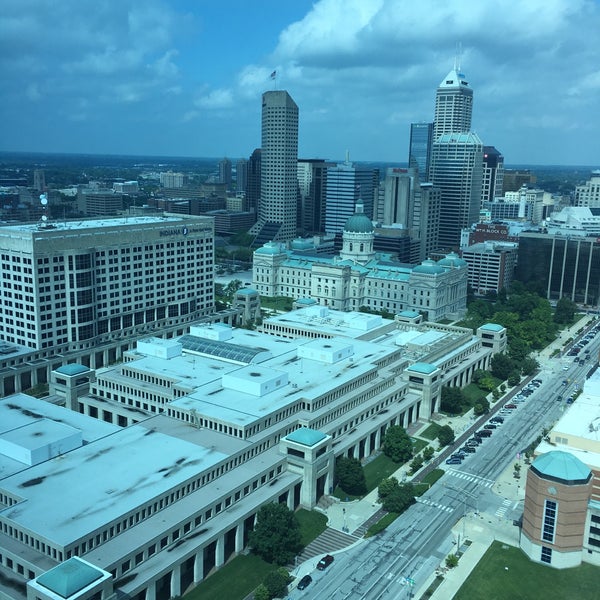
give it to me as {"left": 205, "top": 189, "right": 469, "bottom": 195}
{"left": 344, "top": 201, "right": 373, "bottom": 233}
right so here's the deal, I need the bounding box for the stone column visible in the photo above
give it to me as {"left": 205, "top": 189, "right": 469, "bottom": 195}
{"left": 215, "top": 536, "right": 225, "bottom": 568}
{"left": 145, "top": 581, "right": 156, "bottom": 600}
{"left": 170, "top": 564, "right": 181, "bottom": 598}
{"left": 235, "top": 522, "right": 244, "bottom": 553}
{"left": 193, "top": 551, "right": 204, "bottom": 583}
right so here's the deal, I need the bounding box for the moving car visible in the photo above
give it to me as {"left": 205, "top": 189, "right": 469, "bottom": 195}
{"left": 317, "top": 554, "right": 334, "bottom": 570}
{"left": 297, "top": 575, "right": 312, "bottom": 590}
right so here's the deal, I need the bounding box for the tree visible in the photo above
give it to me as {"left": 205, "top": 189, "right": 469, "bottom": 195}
{"left": 490, "top": 353, "right": 515, "bottom": 380}
{"left": 382, "top": 425, "right": 413, "bottom": 463}
{"left": 554, "top": 296, "right": 577, "bottom": 324}
{"left": 473, "top": 398, "right": 490, "bottom": 416}
{"left": 471, "top": 369, "right": 487, "bottom": 384}
{"left": 440, "top": 386, "right": 464, "bottom": 414}
{"left": 264, "top": 568, "right": 291, "bottom": 599}
{"left": 248, "top": 503, "right": 302, "bottom": 565}
{"left": 378, "top": 478, "right": 415, "bottom": 513}
{"left": 254, "top": 584, "right": 270, "bottom": 600}
{"left": 437, "top": 425, "right": 455, "bottom": 447}
{"left": 521, "top": 357, "right": 539, "bottom": 376}
{"left": 224, "top": 279, "right": 243, "bottom": 302}
{"left": 335, "top": 456, "right": 367, "bottom": 496}
{"left": 507, "top": 371, "right": 521, "bottom": 387}
{"left": 445, "top": 553, "right": 459, "bottom": 568}
{"left": 409, "top": 454, "right": 424, "bottom": 475}
{"left": 423, "top": 446, "right": 435, "bottom": 461}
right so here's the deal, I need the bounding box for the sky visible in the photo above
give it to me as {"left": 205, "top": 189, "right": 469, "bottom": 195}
{"left": 2, "top": 0, "right": 600, "bottom": 166}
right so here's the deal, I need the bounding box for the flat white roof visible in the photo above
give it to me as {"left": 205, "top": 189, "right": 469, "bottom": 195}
{"left": 0, "top": 394, "right": 118, "bottom": 478}
{"left": 1, "top": 424, "right": 227, "bottom": 547}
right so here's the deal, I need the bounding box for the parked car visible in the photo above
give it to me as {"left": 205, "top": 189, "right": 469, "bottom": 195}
{"left": 460, "top": 445, "right": 476, "bottom": 453}
{"left": 484, "top": 424, "right": 497, "bottom": 430}
{"left": 446, "top": 456, "right": 462, "bottom": 465}
{"left": 466, "top": 437, "right": 481, "bottom": 446}
{"left": 566, "top": 397, "right": 574, "bottom": 404}
{"left": 476, "top": 429, "right": 492, "bottom": 437}
{"left": 317, "top": 554, "right": 334, "bottom": 570}
{"left": 490, "top": 416, "right": 504, "bottom": 424}
{"left": 297, "top": 575, "right": 312, "bottom": 590}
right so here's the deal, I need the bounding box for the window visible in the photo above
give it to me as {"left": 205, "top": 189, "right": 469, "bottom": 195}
{"left": 541, "top": 546, "right": 552, "bottom": 564}
{"left": 542, "top": 499, "right": 557, "bottom": 543}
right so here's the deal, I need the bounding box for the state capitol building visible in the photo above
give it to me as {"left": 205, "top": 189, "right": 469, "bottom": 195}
{"left": 252, "top": 202, "right": 468, "bottom": 322}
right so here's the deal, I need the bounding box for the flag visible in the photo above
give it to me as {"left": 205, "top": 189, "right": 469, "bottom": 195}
{"left": 270, "top": 70, "right": 277, "bottom": 80}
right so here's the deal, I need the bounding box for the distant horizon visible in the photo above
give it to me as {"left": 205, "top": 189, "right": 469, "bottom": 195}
{"left": 0, "top": 150, "right": 598, "bottom": 172}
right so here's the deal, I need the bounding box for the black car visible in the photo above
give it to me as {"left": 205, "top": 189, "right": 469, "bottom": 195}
{"left": 460, "top": 445, "right": 476, "bottom": 453}
{"left": 484, "top": 423, "right": 497, "bottom": 430}
{"left": 297, "top": 575, "right": 312, "bottom": 590}
{"left": 490, "top": 416, "right": 504, "bottom": 424}
{"left": 317, "top": 554, "right": 334, "bottom": 570}
{"left": 477, "top": 429, "right": 492, "bottom": 437}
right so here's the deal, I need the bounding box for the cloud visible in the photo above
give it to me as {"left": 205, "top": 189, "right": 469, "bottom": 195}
{"left": 194, "top": 88, "right": 234, "bottom": 109}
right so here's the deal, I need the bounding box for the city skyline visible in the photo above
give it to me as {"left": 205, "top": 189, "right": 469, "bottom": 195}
{"left": 2, "top": 0, "right": 600, "bottom": 166}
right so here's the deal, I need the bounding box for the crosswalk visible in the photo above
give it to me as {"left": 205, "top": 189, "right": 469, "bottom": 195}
{"left": 495, "top": 498, "right": 512, "bottom": 518}
{"left": 446, "top": 469, "right": 495, "bottom": 488}
{"left": 416, "top": 497, "right": 454, "bottom": 513}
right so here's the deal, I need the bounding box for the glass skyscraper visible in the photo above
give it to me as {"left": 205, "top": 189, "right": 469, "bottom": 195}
{"left": 408, "top": 122, "right": 433, "bottom": 182}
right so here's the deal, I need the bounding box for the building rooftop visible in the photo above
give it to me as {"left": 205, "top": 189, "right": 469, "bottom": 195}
{"left": 1, "top": 424, "right": 227, "bottom": 547}
{"left": 406, "top": 362, "right": 438, "bottom": 375}
{"left": 480, "top": 323, "right": 505, "bottom": 332}
{"left": 531, "top": 451, "right": 591, "bottom": 485}
{"left": 35, "top": 557, "right": 105, "bottom": 598}
{"left": 55, "top": 364, "right": 90, "bottom": 376}
{"left": 286, "top": 427, "right": 327, "bottom": 447}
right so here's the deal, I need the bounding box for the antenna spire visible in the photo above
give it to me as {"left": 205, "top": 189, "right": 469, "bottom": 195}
{"left": 454, "top": 42, "right": 463, "bottom": 72}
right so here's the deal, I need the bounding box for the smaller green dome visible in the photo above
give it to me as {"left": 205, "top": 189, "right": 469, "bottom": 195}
{"left": 413, "top": 259, "right": 444, "bottom": 275}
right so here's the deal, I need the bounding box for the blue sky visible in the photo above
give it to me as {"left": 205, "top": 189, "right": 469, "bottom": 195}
{"left": 2, "top": 0, "right": 600, "bottom": 165}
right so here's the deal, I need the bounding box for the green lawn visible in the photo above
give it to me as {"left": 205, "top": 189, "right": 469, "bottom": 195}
{"left": 295, "top": 509, "right": 328, "bottom": 547}
{"left": 419, "top": 423, "right": 442, "bottom": 440}
{"left": 184, "top": 554, "right": 273, "bottom": 600}
{"left": 363, "top": 453, "right": 404, "bottom": 491}
{"left": 462, "top": 383, "right": 489, "bottom": 404}
{"left": 454, "top": 541, "right": 600, "bottom": 600}
{"left": 259, "top": 295, "right": 294, "bottom": 311}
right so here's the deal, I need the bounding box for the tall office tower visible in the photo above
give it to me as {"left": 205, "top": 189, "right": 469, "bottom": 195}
{"left": 0, "top": 216, "right": 214, "bottom": 353}
{"left": 324, "top": 159, "right": 379, "bottom": 234}
{"left": 219, "top": 158, "right": 232, "bottom": 187}
{"left": 236, "top": 158, "right": 248, "bottom": 195}
{"left": 297, "top": 159, "right": 334, "bottom": 234}
{"left": 33, "top": 169, "right": 46, "bottom": 192}
{"left": 253, "top": 90, "right": 299, "bottom": 242}
{"left": 413, "top": 183, "right": 441, "bottom": 261}
{"left": 381, "top": 167, "right": 419, "bottom": 227}
{"left": 408, "top": 122, "right": 433, "bottom": 181}
{"left": 246, "top": 148, "right": 261, "bottom": 214}
{"left": 433, "top": 66, "right": 473, "bottom": 139}
{"left": 482, "top": 146, "right": 504, "bottom": 204}
{"left": 430, "top": 132, "right": 484, "bottom": 249}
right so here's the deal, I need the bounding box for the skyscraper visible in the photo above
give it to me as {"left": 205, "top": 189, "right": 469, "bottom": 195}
{"left": 482, "top": 146, "right": 504, "bottom": 204}
{"left": 430, "top": 63, "right": 482, "bottom": 250}
{"left": 246, "top": 148, "right": 261, "bottom": 214}
{"left": 236, "top": 158, "right": 248, "bottom": 195}
{"left": 324, "top": 159, "right": 378, "bottom": 235}
{"left": 253, "top": 90, "right": 299, "bottom": 242}
{"left": 408, "top": 122, "right": 433, "bottom": 182}
{"left": 297, "top": 159, "right": 334, "bottom": 234}
{"left": 433, "top": 66, "right": 473, "bottom": 139}
{"left": 219, "top": 158, "right": 232, "bottom": 188}
{"left": 430, "top": 132, "right": 483, "bottom": 249}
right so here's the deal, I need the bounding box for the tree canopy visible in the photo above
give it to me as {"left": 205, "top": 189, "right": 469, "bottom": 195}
{"left": 378, "top": 477, "right": 416, "bottom": 513}
{"left": 382, "top": 425, "right": 414, "bottom": 463}
{"left": 335, "top": 456, "right": 367, "bottom": 496}
{"left": 440, "top": 386, "right": 464, "bottom": 415}
{"left": 248, "top": 503, "right": 302, "bottom": 565}
{"left": 437, "top": 424, "right": 455, "bottom": 447}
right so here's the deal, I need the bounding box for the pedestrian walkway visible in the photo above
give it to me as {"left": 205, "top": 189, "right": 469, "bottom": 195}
{"left": 295, "top": 527, "right": 359, "bottom": 565}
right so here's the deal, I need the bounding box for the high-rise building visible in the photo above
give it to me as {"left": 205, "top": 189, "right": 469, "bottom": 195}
{"left": 253, "top": 90, "right": 299, "bottom": 242}
{"left": 324, "top": 159, "right": 378, "bottom": 234}
{"left": 482, "top": 146, "right": 504, "bottom": 204}
{"left": 433, "top": 66, "right": 473, "bottom": 139}
{"left": 429, "top": 62, "right": 483, "bottom": 250}
{"left": 33, "top": 169, "right": 46, "bottom": 192}
{"left": 297, "top": 159, "right": 334, "bottom": 234}
{"left": 246, "top": 149, "right": 261, "bottom": 215}
{"left": 0, "top": 216, "right": 215, "bottom": 353}
{"left": 236, "top": 158, "right": 248, "bottom": 195}
{"left": 430, "top": 132, "right": 484, "bottom": 249}
{"left": 219, "top": 158, "right": 232, "bottom": 188}
{"left": 408, "top": 122, "right": 433, "bottom": 182}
